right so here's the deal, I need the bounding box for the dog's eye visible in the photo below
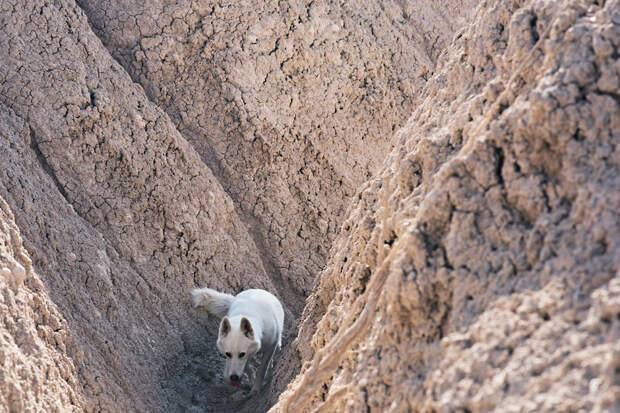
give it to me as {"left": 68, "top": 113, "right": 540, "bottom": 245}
{"left": 225, "top": 352, "right": 232, "bottom": 358}
{"left": 239, "top": 352, "right": 246, "bottom": 358}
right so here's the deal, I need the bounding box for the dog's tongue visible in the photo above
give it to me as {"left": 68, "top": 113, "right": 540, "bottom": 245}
{"left": 230, "top": 379, "right": 241, "bottom": 387}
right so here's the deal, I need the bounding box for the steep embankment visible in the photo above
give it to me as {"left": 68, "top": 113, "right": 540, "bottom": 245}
{"left": 275, "top": 0, "right": 619, "bottom": 411}
{"left": 0, "top": 181, "right": 83, "bottom": 411}
{"left": 0, "top": 1, "right": 272, "bottom": 411}
{"left": 0, "top": 0, "right": 475, "bottom": 412}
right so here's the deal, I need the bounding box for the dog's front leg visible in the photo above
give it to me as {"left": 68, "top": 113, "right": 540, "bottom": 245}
{"left": 263, "top": 343, "right": 278, "bottom": 385}
{"left": 251, "top": 344, "right": 274, "bottom": 393}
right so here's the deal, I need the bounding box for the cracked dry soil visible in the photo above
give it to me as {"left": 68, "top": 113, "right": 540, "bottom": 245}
{"left": 1, "top": 0, "right": 619, "bottom": 412}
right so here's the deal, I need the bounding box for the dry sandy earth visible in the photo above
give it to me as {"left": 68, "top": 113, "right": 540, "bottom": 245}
{"left": 0, "top": 0, "right": 618, "bottom": 412}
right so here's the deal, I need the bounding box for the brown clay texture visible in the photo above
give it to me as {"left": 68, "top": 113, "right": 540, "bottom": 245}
{"left": 0, "top": 0, "right": 618, "bottom": 412}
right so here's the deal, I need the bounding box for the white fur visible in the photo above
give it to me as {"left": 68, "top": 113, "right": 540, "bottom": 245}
{"left": 191, "top": 287, "right": 233, "bottom": 318}
{"left": 191, "top": 287, "right": 284, "bottom": 392}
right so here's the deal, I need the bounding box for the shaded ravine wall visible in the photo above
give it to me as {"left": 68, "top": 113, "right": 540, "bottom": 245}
{"left": 75, "top": 0, "right": 477, "bottom": 310}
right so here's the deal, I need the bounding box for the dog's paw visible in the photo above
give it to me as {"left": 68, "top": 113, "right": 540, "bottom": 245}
{"left": 231, "top": 391, "right": 247, "bottom": 402}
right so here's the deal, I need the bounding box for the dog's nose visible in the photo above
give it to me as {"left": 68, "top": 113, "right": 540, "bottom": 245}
{"left": 230, "top": 374, "right": 239, "bottom": 382}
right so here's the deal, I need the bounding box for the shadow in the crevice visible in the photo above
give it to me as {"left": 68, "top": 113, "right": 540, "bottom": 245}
{"left": 162, "top": 309, "right": 301, "bottom": 413}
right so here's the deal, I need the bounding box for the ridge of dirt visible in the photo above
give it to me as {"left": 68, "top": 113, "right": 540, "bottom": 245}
{"left": 273, "top": 0, "right": 620, "bottom": 411}
{"left": 0, "top": 1, "right": 276, "bottom": 411}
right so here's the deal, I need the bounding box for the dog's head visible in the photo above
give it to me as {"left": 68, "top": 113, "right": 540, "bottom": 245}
{"left": 216, "top": 316, "right": 260, "bottom": 387}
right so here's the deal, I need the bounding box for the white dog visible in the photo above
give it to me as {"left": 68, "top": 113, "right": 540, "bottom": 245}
{"left": 191, "top": 287, "right": 284, "bottom": 392}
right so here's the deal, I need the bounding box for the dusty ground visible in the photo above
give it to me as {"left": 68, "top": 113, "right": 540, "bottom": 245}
{"left": 0, "top": 0, "right": 618, "bottom": 412}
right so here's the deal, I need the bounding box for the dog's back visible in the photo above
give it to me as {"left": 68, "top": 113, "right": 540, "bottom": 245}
{"left": 229, "top": 289, "right": 284, "bottom": 348}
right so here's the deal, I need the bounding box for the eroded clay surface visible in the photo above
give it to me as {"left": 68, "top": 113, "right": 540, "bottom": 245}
{"left": 1, "top": 0, "right": 618, "bottom": 412}
{"left": 275, "top": 0, "right": 620, "bottom": 411}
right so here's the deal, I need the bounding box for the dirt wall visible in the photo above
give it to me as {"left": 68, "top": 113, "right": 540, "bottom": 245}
{"left": 1, "top": 0, "right": 618, "bottom": 412}
{"left": 274, "top": 0, "right": 620, "bottom": 411}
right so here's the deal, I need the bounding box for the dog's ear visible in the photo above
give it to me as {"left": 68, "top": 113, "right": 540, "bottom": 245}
{"left": 220, "top": 317, "right": 231, "bottom": 337}
{"left": 240, "top": 317, "right": 254, "bottom": 339}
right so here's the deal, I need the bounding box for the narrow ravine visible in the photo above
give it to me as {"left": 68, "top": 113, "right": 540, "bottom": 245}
{"left": 2, "top": 1, "right": 617, "bottom": 412}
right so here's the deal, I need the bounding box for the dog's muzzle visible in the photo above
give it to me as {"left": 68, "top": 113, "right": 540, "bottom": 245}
{"left": 229, "top": 374, "right": 241, "bottom": 387}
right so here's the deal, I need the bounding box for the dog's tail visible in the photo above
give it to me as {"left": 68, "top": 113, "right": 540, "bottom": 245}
{"left": 191, "top": 287, "right": 234, "bottom": 318}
